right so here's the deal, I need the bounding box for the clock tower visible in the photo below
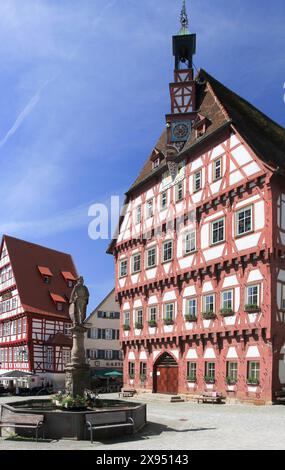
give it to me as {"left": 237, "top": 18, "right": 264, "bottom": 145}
{"left": 166, "top": 1, "right": 197, "bottom": 151}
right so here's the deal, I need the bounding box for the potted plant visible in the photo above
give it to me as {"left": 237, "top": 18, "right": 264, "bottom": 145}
{"left": 185, "top": 314, "right": 197, "bottom": 322}
{"left": 148, "top": 320, "right": 157, "bottom": 328}
{"left": 247, "top": 377, "right": 260, "bottom": 385}
{"left": 245, "top": 304, "right": 261, "bottom": 313}
{"left": 135, "top": 322, "right": 143, "bottom": 330}
{"left": 129, "top": 373, "right": 135, "bottom": 380}
{"left": 204, "top": 375, "right": 215, "bottom": 384}
{"left": 52, "top": 393, "right": 89, "bottom": 410}
{"left": 202, "top": 311, "right": 216, "bottom": 320}
{"left": 140, "top": 374, "right": 146, "bottom": 383}
{"left": 123, "top": 324, "right": 131, "bottom": 331}
{"left": 220, "top": 308, "right": 234, "bottom": 317}
{"left": 226, "top": 376, "right": 237, "bottom": 386}
{"left": 164, "top": 318, "right": 174, "bottom": 326}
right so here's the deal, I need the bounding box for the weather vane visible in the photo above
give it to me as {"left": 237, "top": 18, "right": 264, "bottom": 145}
{"left": 179, "top": 0, "right": 190, "bottom": 35}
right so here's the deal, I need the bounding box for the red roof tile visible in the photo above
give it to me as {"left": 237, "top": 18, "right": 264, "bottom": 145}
{"left": 50, "top": 293, "right": 66, "bottom": 303}
{"left": 61, "top": 271, "right": 76, "bottom": 281}
{"left": 2, "top": 235, "right": 78, "bottom": 320}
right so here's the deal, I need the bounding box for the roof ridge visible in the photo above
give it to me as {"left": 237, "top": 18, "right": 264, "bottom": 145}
{"left": 3, "top": 234, "right": 73, "bottom": 259}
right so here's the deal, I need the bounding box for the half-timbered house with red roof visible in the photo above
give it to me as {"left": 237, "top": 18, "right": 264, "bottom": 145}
{"left": 0, "top": 235, "right": 78, "bottom": 387}
{"left": 108, "top": 3, "right": 285, "bottom": 404}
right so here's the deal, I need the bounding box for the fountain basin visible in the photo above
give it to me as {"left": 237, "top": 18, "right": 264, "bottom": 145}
{"left": 1, "top": 399, "right": 147, "bottom": 440}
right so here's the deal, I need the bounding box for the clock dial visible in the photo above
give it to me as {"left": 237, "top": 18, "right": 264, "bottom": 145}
{"left": 171, "top": 122, "right": 190, "bottom": 142}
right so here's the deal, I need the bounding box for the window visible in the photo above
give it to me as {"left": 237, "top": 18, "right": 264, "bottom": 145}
{"left": 281, "top": 285, "right": 285, "bottom": 310}
{"left": 194, "top": 170, "right": 202, "bottom": 192}
{"left": 46, "top": 347, "right": 53, "bottom": 370}
{"left": 221, "top": 290, "right": 233, "bottom": 310}
{"left": 135, "top": 205, "right": 141, "bottom": 225}
{"left": 205, "top": 362, "right": 215, "bottom": 380}
{"left": 132, "top": 253, "right": 141, "bottom": 273}
{"left": 43, "top": 276, "right": 50, "bottom": 284}
{"left": 12, "top": 297, "right": 17, "bottom": 310}
{"left": 119, "top": 259, "right": 128, "bottom": 277}
{"left": 187, "top": 362, "right": 197, "bottom": 381}
{"left": 12, "top": 321, "right": 16, "bottom": 335}
{"left": 146, "top": 247, "right": 156, "bottom": 268}
{"left": 17, "top": 319, "right": 22, "bottom": 335}
{"left": 246, "top": 285, "right": 260, "bottom": 307}
{"left": 248, "top": 361, "right": 260, "bottom": 383}
{"left": 105, "top": 329, "right": 113, "bottom": 340}
{"left": 148, "top": 306, "right": 157, "bottom": 322}
{"left": 106, "top": 350, "right": 113, "bottom": 360}
{"left": 136, "top": 309, "right": 143, "bottom": 326}
{"left": 56, "top": 303, "right": 63, "bottom": 311}
{"left": 129, "top": 362, "right": 135, "bottom": 378}
{"left": 203, "top": 294, "right": 215, "bottom": 314}
{"left": 124, "top": 311, "right": 130, "bottom": 327}
{"left": 153, "top": 158, "right": 159, "bottom": 169}
{"left": 213, "top": 158, "right": 222, "bottom": 181}
{"left": 176, "top": 181, "right": 183, "bottom": 202}
{"left": 184, "top": 230, "right": 196, "bottom": 254}
{"left": 164, "top": 303, "right": 174, "bottom": 321}
{"left": 227, "top": 362, "right": 238, "bottom": 382}
{"left": 236, "top": 206, "right": 252, "bottom": 236}
{"left": 140, "top": 362, "right": 147, "bottom": 379}
{"left": 211, "top": 218, "right": 225, "bottom": 245}
{"left": 146, "top": 199, "right": 154, "bottom": 219}
{"left": 62, "top": 349, "right": 70, "bottom": 366}
{"left": 162, "top": 240, "right": 173, "bottom": 263}
{"left": 161, "top": 191, "right": 167, "bottom": 210}
{"left": 185, "top": 298, "right": 197, "bottom": 319}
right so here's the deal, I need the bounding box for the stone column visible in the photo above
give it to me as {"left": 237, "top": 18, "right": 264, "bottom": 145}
{"left": 65, "top": 325, "right": 91, "bottom": 397}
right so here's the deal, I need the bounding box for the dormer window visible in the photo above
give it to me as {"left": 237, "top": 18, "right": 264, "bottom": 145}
{"left": 50, "top": 293, "right": 66, "bottom": 312}
{"left": 38, "top": 266, "right": 53, "bottom": 284}
{"left": 153, "top": 158, "right": 160, "bottom": 169}
{"left": 61, "top": 271, "right": 76, "bottom": 287}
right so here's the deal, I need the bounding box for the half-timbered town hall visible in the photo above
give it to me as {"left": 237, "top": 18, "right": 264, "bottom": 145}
{"left": 108, "top": 2, "right": 285, "bottom": 404}
{"left": 0, "top": 235, "right": 77, "bottom": 387}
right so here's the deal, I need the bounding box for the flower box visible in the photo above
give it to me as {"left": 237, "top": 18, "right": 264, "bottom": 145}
{"left": 204, "top": 376, "right": 215, "bottom": 384}
{"left": 123, "top": 324, "right": 131, "bottom": 331}
{"left": 245, "top": 304, "right": 261, "bottom": 313}
{"left": 148, "top": 320, "right": 157, "bottom": 328}
{"left": 164, "top": 319, "right": 174, "bottom": 326}
{"left": 247, "top": 378, "right": 260, "bottom": 386}
{"left": 187, "top": 376, "right": 197, "bottom": 383}
{"left": 135, "top": 322, "right": 143, "bottom": 330}
{"left": 220, "top": 308, "right": 234, "bottom": 317}
{"left": 226, "top": 377, "right": 237, "bottom": 386}
{"left": 185, "top": 315, "right": 197, "bottom": 322}
{"left": 202, "top": 311, "right": 216, "bottom": 320}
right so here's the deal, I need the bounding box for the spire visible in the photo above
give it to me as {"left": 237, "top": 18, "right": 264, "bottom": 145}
{"left": 179, "top": 0, "right": 190, "bottom": 35}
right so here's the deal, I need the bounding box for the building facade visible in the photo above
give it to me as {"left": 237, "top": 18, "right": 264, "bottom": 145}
{"left": 85, "top": 289, "right": 123, "bottom": 372}
{"left": 108, "top": 5, "right": 285, "bottom": 403}
{"left": 0, "top": 235, "right": 78, "bottom": 388}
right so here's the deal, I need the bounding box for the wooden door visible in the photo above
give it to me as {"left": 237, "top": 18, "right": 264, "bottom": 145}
{"left": 156, "top": 366, "right": 178, "bottom": 394}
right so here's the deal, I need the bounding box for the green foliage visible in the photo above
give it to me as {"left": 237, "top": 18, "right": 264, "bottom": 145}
{"left": 52, "top": 393, "right": 89, "bottom": 409}
{"left": 123, "top": 324, "right": 131, "bottom": 331}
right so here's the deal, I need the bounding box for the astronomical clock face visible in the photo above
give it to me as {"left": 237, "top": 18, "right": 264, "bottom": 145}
{"left": 171, "top": 122, "right": 191, "bottom": 142}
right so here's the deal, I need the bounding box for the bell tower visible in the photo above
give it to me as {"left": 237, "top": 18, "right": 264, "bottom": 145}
{"left": 166, "top": 1, "right": 197, "bottom": 150}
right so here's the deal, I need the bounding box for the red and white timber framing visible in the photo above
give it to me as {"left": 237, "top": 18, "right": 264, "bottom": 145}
{"left": 0, "top": 242, "right": 72, "bottom": 382}
{"left": 112, "top": 106, "right": 285, "bottom": 404}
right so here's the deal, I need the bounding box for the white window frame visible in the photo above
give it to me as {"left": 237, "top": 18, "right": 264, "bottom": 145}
{"left": 164, "top": 303, "right": 174, "bottom": 321}
{"left": 185, "top": 297, "right": 197, "bottom": 319}
{"left": 175, "top": 181, "right": 183, "bottom": 202}
{"left": 246, "top": 284, "right": 260, "bottom": 307}
{"left": 203, "top": 294, "right": 215, "bottom": 313}
{"left": 184, "top": 230, "right": 196, "bottom": 255}
{"left": 211, "top": 217, "right": 225, "bottom": 245}
{"left": 194, "top": 170, "right": 202, "bottom": 192}
{"left": 135, "top": 309, "right": 143, "bottom": 325}
{"left": 236, "top": 205, "right": 253, "bottom": 237}
{"left": 162, "top": 240, "right": 173, "bottom": 263}
{"left": 124, "top": 311, "right": 130, "bottom": 326}
{"left": 135, "top": 205, "right": 141, "bottom": 225}
{"left": 119, "top": 259, "right": 128, "bottom": 278}
{"left": 281, "top": 285, "right": 285, "bottom": 310}
{"left": 146, "top": 247, "right": 156, "bottom": 269}
{"left": 148, "top": 306, "right": 157, "bottom": 322}
{"left": 132, "top": 253, "right": 141, "bottom": 274}
{"left": 221, "top": 290, "right": 233, "bottom": 310}
{"left": 213, "top": 157, "right": 222, "bottom": 181}
{"left": 146, "top": 199, "right": 154, "bottom": 219}
{"left": 161, "top": 191, "right": 167, "bottom": 211}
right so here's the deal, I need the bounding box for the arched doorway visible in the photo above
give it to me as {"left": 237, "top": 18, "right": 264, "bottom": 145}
{"left": 153, "top": 352, "right": 178, "bottom": 395}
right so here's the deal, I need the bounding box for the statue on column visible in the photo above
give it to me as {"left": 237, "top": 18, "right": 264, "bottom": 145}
{"left": 69, "top": 276, "right": 90, "bottom": 326}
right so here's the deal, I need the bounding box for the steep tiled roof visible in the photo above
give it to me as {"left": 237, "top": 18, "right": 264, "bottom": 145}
{"left": 2, "top": 235, "right": 78, "bottom": 320}
{"left": 126, "top": 69, "right": 285, "bottom": 195}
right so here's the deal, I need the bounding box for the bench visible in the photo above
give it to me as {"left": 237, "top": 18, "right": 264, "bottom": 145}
{"left": 86, "top": 412, "right": 134, "bottom": 443}
{"left": 0, "top": 407, "right": 44, "bottom": 441}
{"left": 119, "top": 389, "right": 137, "bottom": 398}
{"left": 197, "top": 392, "right": 225, "bottom": 404}
{"left": 275, "top": 391, "right": 285, "bottom": 403}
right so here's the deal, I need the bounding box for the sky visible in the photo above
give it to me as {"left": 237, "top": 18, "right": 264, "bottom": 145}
{"left": 0, "top": 0, "right": 284, "bottom": 310}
